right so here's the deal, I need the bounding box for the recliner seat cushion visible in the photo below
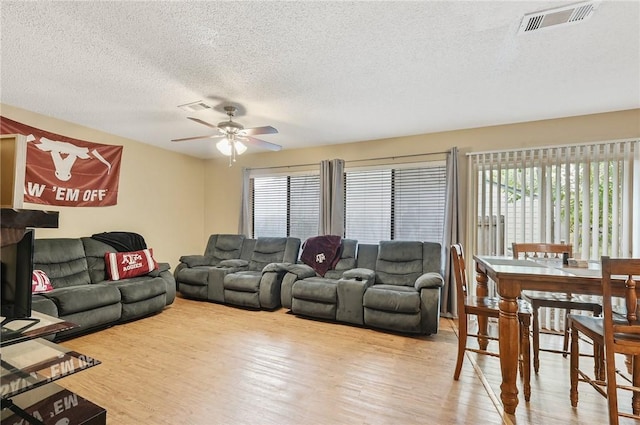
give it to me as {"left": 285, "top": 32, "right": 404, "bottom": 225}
{"left": 42, "top": 284, "right": 121, "bottom": 315}
{"left": 110, "top": 276, "right": 167, "bottom": 303}
{"left": 363, "top": 285, "right": 420, "bottom": 314}
{"left": 292, "top": 277, "right": 338, "bottom": 303}
{"left": 224, "top": 271, "right": 262, "bottom": 292}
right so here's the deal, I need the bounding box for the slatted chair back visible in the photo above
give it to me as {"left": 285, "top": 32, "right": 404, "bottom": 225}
{"left": 451, "top": 243, "right": 469, "bottom": 317}
{"left": 600, "top": 257, "right": 640, "bottom": 424}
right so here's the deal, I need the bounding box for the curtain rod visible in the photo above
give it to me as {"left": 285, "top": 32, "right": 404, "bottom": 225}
{"left": 246, "top": 149, "right": 451, "bottom": 172}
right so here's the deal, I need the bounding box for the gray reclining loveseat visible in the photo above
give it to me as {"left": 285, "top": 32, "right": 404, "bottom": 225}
{"left": 286, "top": 240, "right": 444, "bottom": 335}
{"left": 175, "top": 235, "right": 301, "bottom": 310}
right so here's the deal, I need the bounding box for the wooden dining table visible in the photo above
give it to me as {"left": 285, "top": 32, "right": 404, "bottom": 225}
{"left": 472, "top": 255, "right": 623, "bottom": 415}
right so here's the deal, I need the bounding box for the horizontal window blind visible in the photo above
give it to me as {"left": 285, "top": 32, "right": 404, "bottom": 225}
{"left": 345, "top": 163, "right": 447, "bottom": 244}
{"left": 394, "top": 167, "right": 447, "bottom": 242}
{"left": 289, "top": 174, "right": 319, "bottom": 241}
{"left": 250, "top": 174, "right": 319, "bottom": 239}
{"left": 345, "top": 169, "right": 392, "bottom": 243}
{"left": 252, "top": 176, "right": 288, "bottom": 238}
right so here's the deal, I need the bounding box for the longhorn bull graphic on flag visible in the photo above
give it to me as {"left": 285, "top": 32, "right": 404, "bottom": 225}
{"left": 1, "top": 116, "right": 122, "bottom": 207}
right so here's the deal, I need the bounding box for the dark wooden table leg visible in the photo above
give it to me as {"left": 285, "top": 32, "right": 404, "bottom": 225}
{"left": 475, "top": 263, "right": 489, "bottom": 350}
{"left": 498, "top": 284, "right": 521, "bottom": 415}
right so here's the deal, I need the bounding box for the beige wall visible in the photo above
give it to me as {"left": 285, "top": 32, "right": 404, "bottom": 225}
{"left": 204, "top": 108, "right": 640, "bottom": 248}
{"left": 2, "top": 104, "right": 637, "bottom": 267}
{"left": 1, "top": 104, "right": 206, "bottom": 268}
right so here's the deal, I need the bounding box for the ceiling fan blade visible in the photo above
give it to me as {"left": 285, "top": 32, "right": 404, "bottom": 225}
{"left": 171, "top": 134, "right": 222, "bottom": 142}
{"left": 241, "top": 136, "right": 282, "bottom": 151}
{"left": 187, "top": 117, "right": 220, "bottom": 130}
{"left": 241, "top": 125, "right": 278, "bottom": 136}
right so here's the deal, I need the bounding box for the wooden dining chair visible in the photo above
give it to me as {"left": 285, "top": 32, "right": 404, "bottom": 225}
{"left": 512, "top": 242, "right": 603, "bottom": 373}
{"left": 451, "top": 243, "right": 532, "bottom": 401}
{"left": 569, "top": 256, "right": 640, "bottom": 425}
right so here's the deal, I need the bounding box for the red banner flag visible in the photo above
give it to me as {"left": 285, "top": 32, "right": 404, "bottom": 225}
{"left": 1, "top": 116, "right": 122, "bottom": 207}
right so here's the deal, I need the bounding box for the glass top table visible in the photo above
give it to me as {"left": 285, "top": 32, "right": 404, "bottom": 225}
{"left": 1, "top": 337, "right": 101, "bottom": 401}
{"left": 1, "top": 311, "right": 77, "bottom": 348}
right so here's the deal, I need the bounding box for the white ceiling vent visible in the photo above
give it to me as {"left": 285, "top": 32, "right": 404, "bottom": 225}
{"left": 178, "top": 100, "right": 213, "bottom": 112}
{"left": 519, "top": 1, "right": 599, "bottom": 34}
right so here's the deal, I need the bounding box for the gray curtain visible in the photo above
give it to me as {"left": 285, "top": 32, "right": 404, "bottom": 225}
{"left": 319, "top": 159, "right": 345, "bottom": 236}
{"left": 238, "top": 168, "right": 251, "bottom": 237}
{"left": 441, "top": 147, "right": 460, "bottom": 317}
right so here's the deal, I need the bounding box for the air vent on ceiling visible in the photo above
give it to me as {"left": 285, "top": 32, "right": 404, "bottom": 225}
{"left": 177, "top": 100, "right": 213, "bottom": 112}
{"left": 518, "top": 1, "right": 599, "bottom": 34}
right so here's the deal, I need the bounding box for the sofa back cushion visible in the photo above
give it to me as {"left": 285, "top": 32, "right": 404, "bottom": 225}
{"left": 375, "top": 241, "right": 424, "bottom": 286}
{"left": 249, "top": 237, "right": 301, "bottom": 271}
{"left": 204, "top": 234, "right": 245, "bottom": 261}
{"left": 81, "top": 237, "right": 116, "bottom": 283}
{"left": 240, "top": 239, "right": 256, "bottom": 261}
{"left": 34, "top": 238, "right": 91, "bottom": 289}
{"left": 324, "top": 239, "right": 358, "bottom": 280}
{"left": 422, "top": 242, "right": 442, "bottom": 274}
{"left": 356, "top": 244, "right": 379, "bottom": 270}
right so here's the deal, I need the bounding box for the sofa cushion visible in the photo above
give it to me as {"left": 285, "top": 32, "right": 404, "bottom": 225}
{"left": 42, "top": 284, "right": 121, "bottom": 315}
{"left": 224, "top": 271, "right": 262, "bottom": 292}
{"left": 34, "top": 239, "right": 91, "bottom": 289}
{"left": 81, "top": 237, "right": 116, "bottom": 283}
{"left": 249, "top": 237, "right": 289, "bottom": 271}
{"left": 363, "top": 284, "right": 420, "bottom": 314}
{"left": 176, "top": 267, "right": 210, "bottom": 286}
{"left": 375, "top": 241, "right": 424, "bottom": 286}
{"left": 292, "top": 277, "right": 338, "bottom": 303}
{"left": 109, "top": 276, "right": 167, "bottom": 303}
{"left": 204, "top": 234, "right": 245, "bottom": 260}
{"left": 105, "top": 249, "right": 158, "bottom": 280}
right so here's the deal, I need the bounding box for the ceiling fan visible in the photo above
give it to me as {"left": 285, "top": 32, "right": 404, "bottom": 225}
{"left": 172, "top": 106, "right": 281, "bottom": 163}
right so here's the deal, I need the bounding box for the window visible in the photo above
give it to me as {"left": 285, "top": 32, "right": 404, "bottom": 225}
{"left": 470, "top": 140, "right": 639, "bottom": 259}
{"left": 250, "top": 174, "right": 319, "bottom": 240}
{"left": 469, "top": 140, "right": 640, "bottom": 332}
{"left": 344, "top": 163, "right": 447, "bottom": 244}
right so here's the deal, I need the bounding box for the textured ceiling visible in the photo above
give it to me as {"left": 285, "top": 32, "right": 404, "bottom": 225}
{"left": 1, "top": 1, "right": 639, "bottom": 159}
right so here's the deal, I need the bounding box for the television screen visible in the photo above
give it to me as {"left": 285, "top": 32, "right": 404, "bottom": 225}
{"left": 1, "top": 229, "right": 34, "bottom": 322}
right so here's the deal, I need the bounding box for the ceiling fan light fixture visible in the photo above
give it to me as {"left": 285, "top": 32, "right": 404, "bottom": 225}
{"left": 216, "top": 138, "right": 247, "bottom": 157}
{"left": 235, "top": 141, "right": 247, "bottom": 155}
{"left": 216, "top": 138, "right": 233, "bottom": 156}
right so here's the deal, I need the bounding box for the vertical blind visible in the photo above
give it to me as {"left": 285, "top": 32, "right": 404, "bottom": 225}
{"left": 344, "top": 163, "right": 447, "bottom": 244}
{"left": 468, "top": 139, "right": 640, "bottom": 330}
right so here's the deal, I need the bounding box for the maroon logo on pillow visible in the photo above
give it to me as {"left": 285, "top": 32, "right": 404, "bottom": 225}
{"left": 121, "top": 252, "right": 144, "bottom": 272}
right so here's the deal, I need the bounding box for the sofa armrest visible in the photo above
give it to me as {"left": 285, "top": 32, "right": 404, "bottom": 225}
{"left": 342, "top": 268, "right": 375, "bottom": 282}
{"left": 415, "top": 272, "right": 444, "bottom": 290}
{"left": 148, "top": 262, "right": 170, "bottom": 277}
{"left": 279, "top": 263, "right": 317, "bottom": 279}
{"left": 262, "top": 262, "right": 294, "bottom": 274}
{"left": 179, "top": 255, "right": 216, "bottom": 267}
{"left": 218, "top": 259, "right": 249, "bottom": 268}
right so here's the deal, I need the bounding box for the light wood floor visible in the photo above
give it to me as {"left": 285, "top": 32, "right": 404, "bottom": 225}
{"left": 58, "top": 296, "right": 635, "bottom": 424}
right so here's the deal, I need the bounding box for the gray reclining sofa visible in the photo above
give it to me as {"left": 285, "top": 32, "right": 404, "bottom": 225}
{"left": 31, "top": 237, "right": 176, "bottom": 340}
